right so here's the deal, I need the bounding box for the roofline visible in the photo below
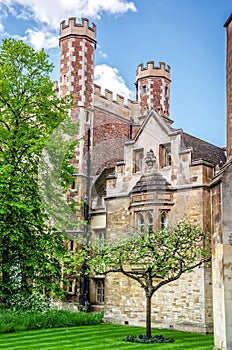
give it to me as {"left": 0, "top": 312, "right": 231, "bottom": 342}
{"left": 224, "top": 13, "right": 232, "bottom": 27}
{"left": 183, "top": 131, "right": 225, "bottom": 150}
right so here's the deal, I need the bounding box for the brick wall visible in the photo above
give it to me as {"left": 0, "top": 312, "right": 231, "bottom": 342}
{"left": 138, "top": 77, "right": 170, "bottom": 117}
{"left": 91, "top": 108, "right": 131, "bottom": 175}
{"left": 59, "top": 37, "right": 95, "bottom": 108}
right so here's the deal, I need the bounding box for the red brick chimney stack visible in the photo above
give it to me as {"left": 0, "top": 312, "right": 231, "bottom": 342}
{"left": 224, "top": 14, "right": 232, "bottom": 157}
{"left": 136, "top": 61, "right": 171, "bottom": 118}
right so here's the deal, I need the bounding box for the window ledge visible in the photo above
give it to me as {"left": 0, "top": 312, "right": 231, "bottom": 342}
{"left": 161, "top": 165, "right": 171, "bottom": 170}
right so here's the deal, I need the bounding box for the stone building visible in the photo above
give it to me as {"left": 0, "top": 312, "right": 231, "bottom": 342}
{"left": 211, "top": 13, "right": 232, "bottom": 350}
{"left": 57, "top": 16, "right": 232, "bottom": 341}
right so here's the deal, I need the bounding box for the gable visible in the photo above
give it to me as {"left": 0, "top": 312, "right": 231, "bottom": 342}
{"left": 131, "top": 109, "right": 173, "bottom": 144}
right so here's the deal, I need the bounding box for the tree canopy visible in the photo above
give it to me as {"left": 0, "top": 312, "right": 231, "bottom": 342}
{"left": 0, "top": 38, "right": 76, "bottom": 301}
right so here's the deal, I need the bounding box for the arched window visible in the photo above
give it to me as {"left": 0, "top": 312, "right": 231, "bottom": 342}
{"left": 160, "top": 212, "right": 167, "bottom": 229}
{"left": 138, "top": 213, "right": 145, "bottom": 232}
{"left": 146, "top": 212, "right": 153, "bottom": 232}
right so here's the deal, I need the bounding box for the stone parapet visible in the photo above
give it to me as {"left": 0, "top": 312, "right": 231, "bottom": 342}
{"left": 94, "top": 84, "right": 139, "bottom": 120}
{"left": 136, "top": 61, "right": 171, "bottom": 81}
{"left": 59, "top": 17, "right": 96, "bottom": 46}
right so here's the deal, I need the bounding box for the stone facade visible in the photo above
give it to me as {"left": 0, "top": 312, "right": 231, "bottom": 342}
{"left": 56, "top": 16, "right": 232, "bottom": 338}
{"left": 211, "top": 14, "right": 232, "bottom": 350}
{"left": 225, "top": 14, "right": 232, "bottom": 157}
{"left": 104, "top": 267, "right": 212, "bottom": 333}
{"left": 211, "top": 162, "right": 232, "bottom": 350}
{"left": 98, "top": 109, "right": 222, "bottom": 333}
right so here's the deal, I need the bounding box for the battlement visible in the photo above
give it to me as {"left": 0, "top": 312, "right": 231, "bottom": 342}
{"left": 94, "top": 84, "right": 139, "bottom": 120}
{"left": 94, "top": 84, "right": 135, "bottom": 106}
{"left": 59, "top": 17, "right": 96, "bottom": 45}
{"left": 136, "top": 61, "right": 171, "bottom": 81}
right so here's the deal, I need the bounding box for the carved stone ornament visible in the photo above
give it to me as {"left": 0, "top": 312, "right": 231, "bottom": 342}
{"left": 228, "top": 233, "right": 232, "bottom": 245}
{"left": 145, "top": 149, "right": 156, "bottom": 169}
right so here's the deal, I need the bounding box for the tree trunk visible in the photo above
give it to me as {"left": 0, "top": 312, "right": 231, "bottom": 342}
{"left": 146, "top": 294, "right": 152, "bottom": 339}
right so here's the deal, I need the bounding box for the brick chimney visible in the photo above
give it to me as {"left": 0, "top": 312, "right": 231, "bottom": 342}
{"left": 224, "top": 14, "right": 232, "bottom": 157}
{"left": 136, "top": 61, "right": 171, "bottom": 117}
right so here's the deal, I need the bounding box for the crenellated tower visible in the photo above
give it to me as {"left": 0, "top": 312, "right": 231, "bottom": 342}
{"left": 59, "top": 18, "right": 97, "bottom": 305}
{"left": 59, "top": 17, "right": 96, "bottom": 109}
{"left": 136, "top": 61, "right": 171, "bottom": 117}
{"left": 59, "top": 17, "right": 96, "bottom": 203}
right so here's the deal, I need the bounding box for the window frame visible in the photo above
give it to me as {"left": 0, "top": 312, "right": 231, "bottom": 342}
{"left": 70, "top": 239, "right": 74, "bottom": 252}
{"left": 133, "top": 148, "right": 144, "bottom": 173}
{"left": 96, "top": 279, "right": 105, "bottom": 304}
{"left": 146, "top": 212, "right": 154, "bottom": 233}
{"left": 160, "top": 211, "right": 168, "bottom": 229}
{"left": 67, "top": 279, "right": 76, "bottom": 295}
{"left": 142, "top": 85, "right": 147, "bottom": 95}
{"left": 137, "top": 211, "right": 154, "bottom": 233}
{"left": 137, "top": 213, "right": 145, "bottom": 232}
{"left": 159, "top": 143, "right": 172, "bottom": 168}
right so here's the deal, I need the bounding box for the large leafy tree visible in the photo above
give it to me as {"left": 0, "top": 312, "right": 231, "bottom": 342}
{"left": 79, "top": 222, "right": 211, "bottom": 338}
{"left": 0, "top": 38, "right": 76, "bottom": 301}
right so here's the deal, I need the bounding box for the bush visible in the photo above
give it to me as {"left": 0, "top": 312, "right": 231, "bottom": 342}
{"left": 4, "top": 291, "right": 51, "bottom": 312}
{"left": 123, "top": 334, "right": 174, "bottom": 344}
{"left": 0, "top": 308, "right": 104, "bottom": 333}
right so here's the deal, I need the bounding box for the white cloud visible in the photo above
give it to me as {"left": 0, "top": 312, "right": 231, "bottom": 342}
{"left": 0, "top": 0, "right": 136, "bottom": 100}
{"left": 94, "top": 64, "right": 135, "bottom": 101}
{"left": 99, "top": 50, "right": 108, "bottom": 59}
{"left": 26, "top": 28, "right": 58, "bottom": 51}
{"left": 86, "top": 0, "right": 137, "bottom": 19}
{"left": 0, "top": 0, "right": 136, "bottom": 50}
{"left": 0, "top": 0, "right": 137, "bottom": 29}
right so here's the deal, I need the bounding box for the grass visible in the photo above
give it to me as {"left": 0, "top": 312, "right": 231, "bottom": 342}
{"left": 0, "top": 324, "right": 214, "bottom": 350}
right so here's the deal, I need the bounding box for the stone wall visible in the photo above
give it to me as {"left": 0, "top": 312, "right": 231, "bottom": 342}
{"left": 212, "top": 162, "right": 232, "bottom": 349}
{"left": 104, "top": 182, "right": 213, "bottom": 333}
{"left": 104, "top": 268, "right": 212, "bottom": 333}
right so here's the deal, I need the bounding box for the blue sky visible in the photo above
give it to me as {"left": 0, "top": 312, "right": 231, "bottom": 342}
{"left": 0, "top": 0, "right": 231, "bottom": 147}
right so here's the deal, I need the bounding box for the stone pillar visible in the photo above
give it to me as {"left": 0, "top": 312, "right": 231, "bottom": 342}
{"left": 212, "top": 164, "right": 232, "bottom": 350}
{"left": 211, "top": 14, "right": 232, "bottom": 349}
{"left": 224, "top": 14, "right": 232, "bottom": 157}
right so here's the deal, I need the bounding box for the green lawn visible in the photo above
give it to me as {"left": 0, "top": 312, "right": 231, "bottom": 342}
{"left": 0, "top": 324, "right": 214, "bottom": 350}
